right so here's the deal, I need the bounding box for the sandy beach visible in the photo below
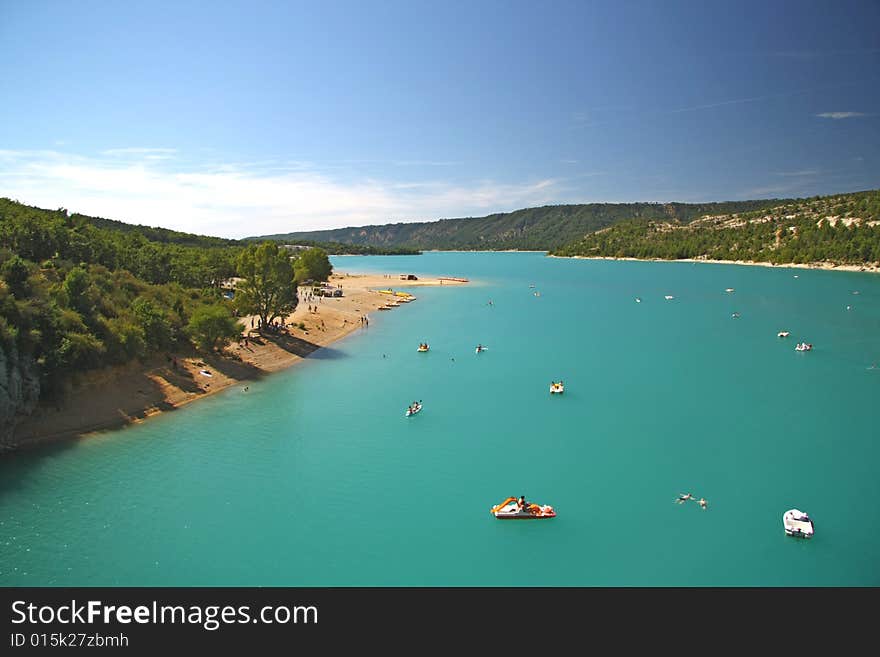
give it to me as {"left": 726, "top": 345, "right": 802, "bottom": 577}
{"left": 553, "top": 255, "right": 880, "bottom": 274}
{"left": 12, "top": 272, "right": 467, "bottom": 451}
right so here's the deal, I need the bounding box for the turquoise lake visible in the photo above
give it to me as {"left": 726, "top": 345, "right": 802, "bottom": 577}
{"left": 1, "top": 252, "right": 879, "bottom": 586}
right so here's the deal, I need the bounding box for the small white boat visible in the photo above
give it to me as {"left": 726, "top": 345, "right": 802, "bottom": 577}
{"left": 778, "top": 331, "right": 790, "bottom": 338}
{"left": 664, "top": 295, "right": 674, "bottom": 300}
{"left": 550, "top": 382, "right": 564, "bottom": 394}
{"left": 795, "top": 343, "right": 813, "bottom": 352}
{"left": 731, "top": 312, "right": 740, "bottom": 319}
{"left": 783, "top": 509, "right": 814, "bottom": 538}
{"left": 405, "top": 402, "right": 422, "bottom": 417}
{"left": 417, "top": 344, "right": 429, "bottom": 352}
{"left": 635, "top": 297, "right": 641, "bottom": 303}
{"left": 725, "top": 288, "right": 735, "bottom": 293}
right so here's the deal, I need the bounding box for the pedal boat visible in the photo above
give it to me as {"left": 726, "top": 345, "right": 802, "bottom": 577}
{"left": 490, "top": 497, "right": 556, "bottom": 519}
{"left": 783, "top": 509, "right": 814, "bottom": 538}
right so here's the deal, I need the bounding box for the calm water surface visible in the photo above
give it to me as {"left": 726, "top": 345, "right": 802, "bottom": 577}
{"left": 1, "top": 252, "right": 878, "bottom": 585}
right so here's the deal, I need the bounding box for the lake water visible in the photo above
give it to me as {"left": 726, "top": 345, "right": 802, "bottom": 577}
{"left": 1, "top": 252, "right": 878, "bottom": 586}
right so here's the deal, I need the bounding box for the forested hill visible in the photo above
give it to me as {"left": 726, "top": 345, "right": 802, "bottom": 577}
{"left": 82, "top": 212, "right": 239, "bottom": 248}
{"left": 253, "top": 200, "right": 790, "bottom": 251}
{"left": 0, "top": 197, "right": 335, "bottom": 450}
{"left": 1, "top": 198, "right": 243, "bottom": 249}
{"left": 551, "top": 189, "right": 880, "bottom": 265}
{"left": 243, "top": 237, "right": 420, "bottom": 255}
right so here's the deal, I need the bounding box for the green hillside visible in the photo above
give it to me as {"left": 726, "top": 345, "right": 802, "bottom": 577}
{"left": 551, "top": 190, "right": 880, "bottom": 265}
{"left": 253, "top": 200, "right": 790, "bottom": 251}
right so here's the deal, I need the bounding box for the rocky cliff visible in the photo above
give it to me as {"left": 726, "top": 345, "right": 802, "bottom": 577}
{"left": 0, "top": 342, "right": 41, "bottom": 450}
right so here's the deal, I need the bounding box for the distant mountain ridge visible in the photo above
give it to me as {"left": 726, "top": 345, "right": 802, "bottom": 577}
{"left": 252, "top": 200, "right": 792, "bottom": 251}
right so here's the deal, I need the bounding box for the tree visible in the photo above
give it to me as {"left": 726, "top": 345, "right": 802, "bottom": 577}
{"left": 130, "top": 297, "right": 172, "bottom": 350}
{"left": 187, "top": 304, "right": 242, "bottom": 352}
{"left": 62, "top": 266, "right": 92, "bottom": 316}
{"left": 235, "top": 242, "right": 298, "bottom": 328}
{"left": 1, "top": 255, "right": 31, "bottom": 297}
{"left": 294, "top": 247, "right": 332, "bottom": 283}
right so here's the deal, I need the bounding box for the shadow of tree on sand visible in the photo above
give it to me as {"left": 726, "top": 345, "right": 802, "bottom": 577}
{"left": 152, "top": 365, "right": 203, "bottom": 395}
{"left": 264, "top": 332, "right": 348, "bottom": 360}
{"left": 201, "top": 352, "right": 264, "bottom": 381}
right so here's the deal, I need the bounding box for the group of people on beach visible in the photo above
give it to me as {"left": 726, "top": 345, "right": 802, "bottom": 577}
{"left": 676, "top": 492, "right": 708, "bottom": 510}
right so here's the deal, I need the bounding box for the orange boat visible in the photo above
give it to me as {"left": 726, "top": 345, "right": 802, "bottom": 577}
{"left": 490, "top": 496, "right": 556, "bottom": 519}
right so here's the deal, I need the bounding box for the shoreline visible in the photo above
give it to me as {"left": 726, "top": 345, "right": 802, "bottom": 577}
{"left": 8, "top": 272, "right": 467, "bottom": 454}
{"left": 548, "top": 254, "right": 880, "bottom": 274}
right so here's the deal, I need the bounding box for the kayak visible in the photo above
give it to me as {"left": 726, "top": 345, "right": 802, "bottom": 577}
{"left": 490, "top": 497, "right": 556, "bottom": 519}
{"left": 405, "top": 403, "right": 422, "bottom": 417}
{"left": 475, "top": 346, "right": 488, "bottom": 354}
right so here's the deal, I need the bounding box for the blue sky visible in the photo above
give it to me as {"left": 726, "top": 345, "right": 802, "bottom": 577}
{"left": 1, "top": 0, "right": 878, "bottom": 238}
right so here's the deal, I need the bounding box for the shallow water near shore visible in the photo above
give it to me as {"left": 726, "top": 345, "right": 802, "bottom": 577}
{"left": 2, "top": 252, "right": 879, "bottom": 586}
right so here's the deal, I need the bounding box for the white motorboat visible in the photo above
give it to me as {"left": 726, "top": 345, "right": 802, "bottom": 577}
{"left": 725, "top": 288, "right": 735, "bottom": 293}
{"left": 664, "top": 295, "right": 674, "bottom": 300}
{"left": 783, "top": 509, "right": 814, "bottom": 538}
{"left": 778, "top": 331, "right": 790, "bottom": 338}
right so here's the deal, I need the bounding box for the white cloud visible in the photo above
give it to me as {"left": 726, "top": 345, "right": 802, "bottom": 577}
{"left": 774, "top": 169, "right": 818, "bottom": 177}
{"left": 816, "top": 112, "right": 866, "bottom": 119}
{"left": 102, "top": 147, "right": 178, "bottom": 156}
{"left": 0, "top": 149, "right": 567, "bottom": 238}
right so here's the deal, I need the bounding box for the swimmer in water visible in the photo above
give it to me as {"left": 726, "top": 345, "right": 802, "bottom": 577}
{"left": 676, "top": 493, "right": 694, "bottom": 504}
{"left": 698, "top": 498, "right": 708, "bottom": 510}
